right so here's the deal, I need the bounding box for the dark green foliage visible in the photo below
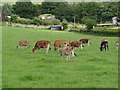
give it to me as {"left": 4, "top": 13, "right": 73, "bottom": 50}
{"left": 97, "top": 2, "right": 118, "bottom": 23}
{"left": 62, "top": 19, "right": 68, "bottom": 30}
{"left": 32, "top": 17, "right": 42, "bottom": 25}
{"left": 34, "top": 4, "right": 42, "bottom": 17}
{"left": 13, "top": 1, "right": 35, "bottom": 19}
{"left": 53, "top": 2, "right": 75, "bottom": 22}
{"left": 41, "top": 2, "right": 74, "bottom": 22}
{"left": 75, "top": 2, "right": 100, "bottom": 23}
{"left": 10, "top": 14, "right": 18, "bottom": 23}
{"left": 118, "top": 1, "right": 120, "bottom": 19}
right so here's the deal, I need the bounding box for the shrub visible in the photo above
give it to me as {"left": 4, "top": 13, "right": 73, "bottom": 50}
{"left": 16, "top": 17, "right": 32, "bottom": 25}
{"left": 62, "top": 19, "right": 68, "bottom": 30}
{"left": 10, "top": 14, "right": 18, "bottom": 23}
{"left": 32, "top": 17, "right": 42, "bottom": 25}
{"left": 51, "top": 19, "right": 61, "bottom": 25}
{"left": 41, "top": 20, "right": 51, "bottom": 25}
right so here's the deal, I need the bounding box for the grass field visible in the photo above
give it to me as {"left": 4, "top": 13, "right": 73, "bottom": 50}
{"left": 2, "top": 26, "right": 118, "bottom": 88}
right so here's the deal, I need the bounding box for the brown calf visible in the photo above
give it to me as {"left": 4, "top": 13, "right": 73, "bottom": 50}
{"left": 16, "top": 40, "right": 30, "bottom": 49}
{"left": 32, "top": 40, "right": 51, "bottom": 54}
{"left": 70, "top": 40, "right": 83, "bottom": 50}
{"left": 54, "top": 40, "right": 68, "bottom": 51}
{"left": 79, "top": 38, "right": 91, "bottom": 46}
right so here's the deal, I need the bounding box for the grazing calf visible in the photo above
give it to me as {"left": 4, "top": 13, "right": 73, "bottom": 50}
{"left": 54, "top": 40, "right": 68, "bottom": 51}
{"left": 79, "top": 38, "right": 91, "bottom": 46}
{"left": 16, "top": 40, "right": 30, "bottom": 49}
{"left": 32, "top": 40, "right": 51, "bottom": 54}
{"left": 60, "top": 46, "right": 75, "bottom": 62}
{"left": 100, "top": 40, "right": 109, "bottom": 51}
{"left": 70, "top": 40, "right": 83, "bottom": 50}
{"left": 115, "top": 41, "right": 119, "bottom": 50}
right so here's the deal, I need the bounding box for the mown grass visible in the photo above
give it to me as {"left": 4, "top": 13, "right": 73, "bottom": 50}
{"left": 2, "top": 26, "right": 118, "bottom": 88}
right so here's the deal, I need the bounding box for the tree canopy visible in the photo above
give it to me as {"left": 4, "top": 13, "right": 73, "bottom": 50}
{"left": 2, "top": 1, "right": 119, "bottom": 23}
{"left": 13, "top": 1, "right": 35, "bottom": 19}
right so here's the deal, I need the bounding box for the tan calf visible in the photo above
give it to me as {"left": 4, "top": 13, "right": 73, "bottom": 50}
{"left": 16, "top": 40, "right": 30, "bottom": 49}
{"left": 60, "top": 46, "right": 75, "bottom": 62}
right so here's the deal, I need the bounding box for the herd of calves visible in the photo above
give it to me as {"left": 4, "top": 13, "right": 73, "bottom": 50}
{"left": 16, "top": 38, "right": 119, "bottom": 61}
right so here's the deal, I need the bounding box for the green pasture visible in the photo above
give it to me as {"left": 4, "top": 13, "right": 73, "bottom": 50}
{"left": 2, "top": 26, "right": 118, "bottom": 88}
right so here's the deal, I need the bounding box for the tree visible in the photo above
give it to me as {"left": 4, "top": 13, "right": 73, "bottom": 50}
{"left": 2, "top": 3, "right": 13, "bottom": 21}
{"left": 118, "top": 1, "right": 120, "bottom": 19}
{"left": 34, "top": 4, "right": 42, "bottom": 17}
{"left": 41, "top": 1, "right": 74, "bottom": 22}
{"left": 97, "top": 2, "right": 118, "bottom": 23}
{"left": 54, "top": 3, "right": 75, "bottom": 22}
{"left": 2, "top": 3, "right": 13, "bottom": 16}
{"left": 81, "top": 17, "right": 97, "bottom": 30}
{"left": 13, "top": 1, "right": 35, "bottom": 19}
{"left": 75, "top": 2, "right": 100, "bottom": 23}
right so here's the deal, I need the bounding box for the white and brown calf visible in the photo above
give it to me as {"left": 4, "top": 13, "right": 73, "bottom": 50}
{"left": 115, "top": 41, "right": 119, "bottom": 50}
{"left": 32, "top": 40, "right": 51, "bottom": 54}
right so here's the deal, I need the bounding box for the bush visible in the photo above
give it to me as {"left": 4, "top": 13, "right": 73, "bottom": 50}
{"left": 16, "top": 17, "right": 32, "bottom": 25}
{"left": 62, "top": 19, "right": 68, "bottom": 30}
{"left": 51, "top": 19, "right": 61, "bottom": 25}
{"left": 32, "top": 17, "right": 42, "bottom": 25}
{"left": 32, "top": 18, "right": 61, "bottom": 26}
{"left": 10, "top": 14, "right": 18, "bottom": 23}
{"left": 32, "top": 17, "right": 51, "bottom": 25}
{"left": 41, "top": 20, "right": 51, "bottom": 25}
{"left": 81, "top": 17, "right": 97, "bottom": 30}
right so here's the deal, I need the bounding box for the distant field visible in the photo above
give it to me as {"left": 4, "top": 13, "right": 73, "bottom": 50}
{"left": 2, "top": 26, "right": 118, "bottom": 88}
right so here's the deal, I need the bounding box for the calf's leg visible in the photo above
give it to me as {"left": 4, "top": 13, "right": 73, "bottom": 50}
{"left": 46, "top": 44, "right": 50, "bottom": 54}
